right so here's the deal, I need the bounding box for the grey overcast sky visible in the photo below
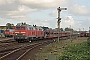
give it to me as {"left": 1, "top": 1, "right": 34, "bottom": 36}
{"left": 0, "top": 0, "right": 90, "bottom": 31}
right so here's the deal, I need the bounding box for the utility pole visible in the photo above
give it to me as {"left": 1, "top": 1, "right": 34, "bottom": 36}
{"left": 57, "top": 7, "right": 67, "bottom": 42}
{"left": 70, "top": 25, "right": 72, "bottom": 42}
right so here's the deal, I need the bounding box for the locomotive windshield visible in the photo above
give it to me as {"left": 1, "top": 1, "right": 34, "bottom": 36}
{"left": 27, "top": 26, "right": 35, "bottom": 30}
{"left": 21, "top": 27, "right": 25, "bottom": 30}
{"left": 9, "top": 29, "right": 14, "bottom": 32}
{"left": 16, "top": 26, "right": 25, "bottom": 30}
{"left": 5, "top": 30, "right": 9, "bottom": 32}
{"left": 16, "top": 27, "right": 20, "bottom": 30}
{"left": 5, "top": 29, "right": 14, "bottom": 32}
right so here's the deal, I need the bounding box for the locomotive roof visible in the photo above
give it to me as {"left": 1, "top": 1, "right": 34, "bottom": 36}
{"left": 16, "top": 23, "right": 32, "bottom": 27}
{"left": 35, "top": 26, "right": 43, "bottom": 30}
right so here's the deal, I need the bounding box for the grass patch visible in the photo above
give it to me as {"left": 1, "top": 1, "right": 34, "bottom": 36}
{"left": 59, "top": 37, "right": 90, "bottom": 60}
{"left": 36, "top": 37, "right": 87, "bottom": 60}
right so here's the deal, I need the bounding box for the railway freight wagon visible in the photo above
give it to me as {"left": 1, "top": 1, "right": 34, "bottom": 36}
{"left": 42, "top": 27, "right": 57, "bottom": 39}
{"left": 44, "top": 29, "right": 55, "bottom": 39}
{"left": 42, "top": 27, "right": 71, "bottom": 39}
{"left": 14, "top": 23, "right": 44, "bottom": 42}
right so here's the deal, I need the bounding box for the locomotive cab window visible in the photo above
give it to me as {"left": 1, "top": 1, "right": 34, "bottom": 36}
{"left": 16, "top": 27, "right": 20, "bottom": 30}
{"left": 27, "top": 26, "right": 30, "bottom": 30}
{"left": 32, "top": 27, "right": 35, "bottom": 30}
{"left": 9, "top": 29, "right": 14, "bottom": 32}
{"left": 27, "top": 26, "right": 35, "bottom": 30}
{"left": 21, "top": 27, "right": 25, "bottom": 30}
{"left": 5, "top": 30, "right": 9, "bottom": 32}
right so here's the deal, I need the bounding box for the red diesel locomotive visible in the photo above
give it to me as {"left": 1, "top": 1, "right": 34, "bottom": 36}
{"left": 4, "top": 29, "right": 14, "bottom": 37}
{"left": 14, "top": 23, "right": 44, "bottom": 42}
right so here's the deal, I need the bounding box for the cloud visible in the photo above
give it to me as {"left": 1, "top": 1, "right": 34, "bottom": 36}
{"left": 18, "top": 0, "right": 72, "bottom": 9}
{"left": 0, "top": 0, "right": 89, "bottom": 31}
{"left": 0, "top": 0, "right": 16, "bottom": 5}
{"left": 6, "top": 6, "right": 37, "bottom": 20}
{"left": 70, "top": 4, "right": 90, "bottom": 16}
{"left": 30, "top": 19, "right": 56, "bottom": 28}
{"left": 0, "top": 0, "right": 39, "bottom": 20}
{"left": 29, "top": 16, "right": 86, "bottom": 30}
{"left": 0, "top": 4, "right": 38, "bottom": 20}
{"left": 49, "top": 11, "right": 57, "bottom": 17}
{"left": 80, "top": 18, "right": 90, "bottom": 30}
{"left": 0, "top": 0, "right": 19, "bottom": 11}
{"left": 0, "top": 18, "right": 7, "bottom": 25}
{"left": 61, "top": 16, "right": 83, "bottom": 30}
{"left": 0, "top": 0, "right": 72, "bottom": 20}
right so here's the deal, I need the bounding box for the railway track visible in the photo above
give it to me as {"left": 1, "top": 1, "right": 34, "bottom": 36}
{"left": 0, "top": 38, "right": 15, "bottom": 43}
{"left": 0, "top": 39, "right": 32, "bottom": 57}
{"left": 0, "top": 39, "right": 54, "bottom": 60}
{"left": 0, "top": 39, "right": 20, "bottom": 56}
{"left": 0, "top": 37, "right": 77, "bottom": 60}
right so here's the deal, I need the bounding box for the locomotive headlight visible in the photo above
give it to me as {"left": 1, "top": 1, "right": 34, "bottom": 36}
{"left": 16, "top": 34, "right": 17, "bottom": 35}
{"left": 23, "top": 34, "right": 24, "bottom": 35}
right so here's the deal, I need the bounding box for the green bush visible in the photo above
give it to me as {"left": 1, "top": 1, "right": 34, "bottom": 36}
{"left": 87, "top": 37, "right": 90, "bottom": 46}
{"left": 59, "top": 42, "right": 90, "bottom": 60}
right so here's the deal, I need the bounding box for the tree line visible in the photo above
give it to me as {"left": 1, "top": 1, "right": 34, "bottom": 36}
{"left": 6, "top": 23, "right": 14, "bottom": 29}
